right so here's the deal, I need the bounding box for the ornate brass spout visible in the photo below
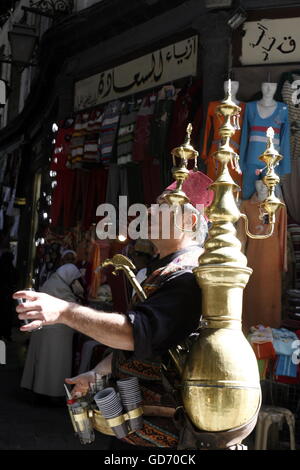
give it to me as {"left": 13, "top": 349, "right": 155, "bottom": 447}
{"left": 239, "top": 127, "right": 284, "bottom": 236}
{"left": 167, "top": 80, "right": 284, "bottom": 433}
{"left": 99, "top": 254, "right": 147, "bottom": 302}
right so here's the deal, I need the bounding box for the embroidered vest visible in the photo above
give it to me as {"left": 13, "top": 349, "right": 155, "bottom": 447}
{"left": 111, "top": 246, "right": 202, "bottom": 448}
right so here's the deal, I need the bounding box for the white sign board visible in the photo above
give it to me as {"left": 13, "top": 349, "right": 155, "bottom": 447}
{"left": 74, "top": 36, "right": 198, "bottom": 111}
{"left": 240, "top": 18, "right": 300, "bottom": 65}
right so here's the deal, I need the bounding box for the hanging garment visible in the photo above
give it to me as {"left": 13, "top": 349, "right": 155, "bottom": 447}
{"left": 50, "top": 168, "right": 77, "bottom": 228}
{"left": 278, "top": 76, "right": 300, "bottom": 223}
{"left": 237, "top": 193, "right": 287, "bottom": 333}
{"left": 132, "top": 93, "right": 157, "bottom": 162}
{"left": 82, "top": 108, "right": 103, "bottom": 168}
{"left": 82, "top": 168, "right": 108, "bottom": 230}
{"left": 149, "top": 85, "right": 177, "bottom": 187}
{"left": 201, "top": 100, "right": 245, "bottom": 186}
{"left": 51, "top": 118, "right": 75, "bottom": 170}
{"left": 239, "top": 101, "right": 291, "bottom": 199}
{"left": 99, "top": 100, "right": 122, "bottom": 166}
{"left": 117, "top": 101, "right": 138, "bottom": 165}
{"left": 68, "top": 112, "right": 90, "bottom": 168}
{"left": 141, "top": 160, "right": 163, "bottom": 206}
{"left": 105, "top": 163, "right": 143, "bottom": 208}
{"left": 66, "top": 168, "right": 108, "bottom": 230}
{"left": 167, "top": 79, "right": 202, "bottom": 154}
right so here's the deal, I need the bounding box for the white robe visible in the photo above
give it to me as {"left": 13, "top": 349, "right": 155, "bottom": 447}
{"left": 21, "top": 271, "right": 79, "bottom": 397}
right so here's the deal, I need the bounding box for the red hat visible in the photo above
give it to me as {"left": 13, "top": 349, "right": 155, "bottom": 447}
{"left": 166, "top": 170, "right": 214, "bottom": 209}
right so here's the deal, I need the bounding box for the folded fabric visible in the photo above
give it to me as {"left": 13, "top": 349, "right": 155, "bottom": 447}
{"left": 249, "top": 325, "right": 273, "bottom": 343}
{"left": 275, "top": 354, "right": 298, "bottom": 378}
{"left": 248, "top": 325, "right": 276, "bottom": 359}
{"left": 272, "top": 328, "right": 299, "bottom": 356}
{"left": 275, "top": 374, "right": 300, "bottom": 384}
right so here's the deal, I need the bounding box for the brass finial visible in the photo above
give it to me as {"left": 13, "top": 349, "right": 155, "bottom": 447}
{"left": 185, "top": 123, "right": 193, "bottom": 145}
{"left": 259, "top": 126, "right": 282, "bottom": 168}
{"left": 240, "top": 126, "right": 284, "bottom": 233}
{"left": 171, "top": 123, "right": 199, "bottom": 163}
{"left": 164, "top": 124, "right": 198, "bottom": 206}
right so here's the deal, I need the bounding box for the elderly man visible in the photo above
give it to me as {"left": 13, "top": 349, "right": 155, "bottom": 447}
{"left": 14, "top": 171, "right": 212, "bottom": 448}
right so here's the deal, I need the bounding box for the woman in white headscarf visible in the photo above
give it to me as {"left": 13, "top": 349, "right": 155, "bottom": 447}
{"left": 21, "top": 264, "right": 84, "bottom": 399}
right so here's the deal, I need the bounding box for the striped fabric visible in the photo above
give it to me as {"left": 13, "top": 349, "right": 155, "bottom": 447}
{"left": 99, "top": 100, "right": 122, "bottom": 166}
{"left": 117, "top": 101, "right": 139, "bottom": 165}
{"left": 68, "top": 112, "right": 89, "bottom": 168}
{"left": 82, "top": 109, "right": 103, "bottom": 167}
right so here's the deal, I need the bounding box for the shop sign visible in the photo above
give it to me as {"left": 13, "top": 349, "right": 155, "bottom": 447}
{"left": 240, "top": 18, "right": 300, "bottom": 65}
{"left": 74, "top": 35, "right": 198, "bottom": 110}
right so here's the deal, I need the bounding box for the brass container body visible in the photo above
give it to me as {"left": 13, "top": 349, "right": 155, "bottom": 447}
{"left": 182, "top": 266, "right": 261, "bottom": 431}
{"left": 180, "top": 169, "right": 262, "bottom": 431}
{"left": 179, "top": 148, "right": 262, "bottom": 430}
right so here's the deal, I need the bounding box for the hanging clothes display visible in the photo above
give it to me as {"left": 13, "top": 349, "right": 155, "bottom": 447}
{"left": 82, "top": 109, "right": 103, "bottom": 168}
{"left": 237, "top": 193, "right": 287, "bottom": 333}
{"left": 105, "top": 163, "right": 144, "bottom": 207}
{"left": 68, "top": 112, "right": 90, "bottom": 168}
{"left": 167, "top": 79, "right": 202, "bottom": 153}
{"left": 99, "top": 100, "right": 122, "bottom": 166}
{"left": 201, "top": 100, "right": 245, "bottom": 186}
{"left": 117, "top": 100, "right": 139, "bottom": 166}
{"left": 276, "top": 72, "right": 300, "bottom": 224}
{"left": 239, "top": 101, "right": 291, "bottom": 199}
{"left": 132, "top": 93, "right": 157, "bottom": 162}
{"left": 50, "top": 119, "right": 76, "bottom": 228}
{"left": 149, "top": 85, "right": 177, "bottom": 187}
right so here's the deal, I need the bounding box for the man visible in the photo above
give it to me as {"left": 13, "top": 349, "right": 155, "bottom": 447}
{"left": 14, "top": 171, "right": 212, "bottom": 448}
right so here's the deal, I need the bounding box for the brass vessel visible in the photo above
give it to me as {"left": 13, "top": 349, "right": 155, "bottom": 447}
{"left": 169, "top": 82, "right": 284, "bottom": 432}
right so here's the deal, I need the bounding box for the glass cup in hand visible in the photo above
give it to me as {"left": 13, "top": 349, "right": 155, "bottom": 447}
{"left": 16, "top": 288, "right": 35, "bottom": 328}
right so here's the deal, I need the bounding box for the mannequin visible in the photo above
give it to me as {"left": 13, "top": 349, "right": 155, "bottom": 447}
{"left": 224, "top": 80, "right": 240, "bottom": 105}
{"left": 237, "top": 180, "right": 287, "bottom": 333}
{"left": 257, "top": 82, "right": 277, "bottom": 118}
{"left": 239, "top": 81, "right": 291, "bottom": 200}
{"left": 201, "top": 80, "right": 245, "bottom": 185}
{"left": 255, "top": 179, "right": 268, "bottom": 201}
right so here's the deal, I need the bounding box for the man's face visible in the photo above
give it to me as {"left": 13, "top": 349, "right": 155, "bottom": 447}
{"left": 147, "top": 202, "right": 176, "bottom": 241}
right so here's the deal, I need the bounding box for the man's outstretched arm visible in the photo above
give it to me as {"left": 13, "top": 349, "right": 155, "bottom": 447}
{"left": 13, "top": 290, "right": 134, "bottom": 351}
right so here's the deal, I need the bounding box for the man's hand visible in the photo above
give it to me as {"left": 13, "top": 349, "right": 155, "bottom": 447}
{"left": 13, "top": 290, "right": 70, "bottom": 332}
{"left": 13, "top": 291, "right": 134, "bottom": 350}
{"left": 65, "top": 371, "right": 96, "bottom": 398}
